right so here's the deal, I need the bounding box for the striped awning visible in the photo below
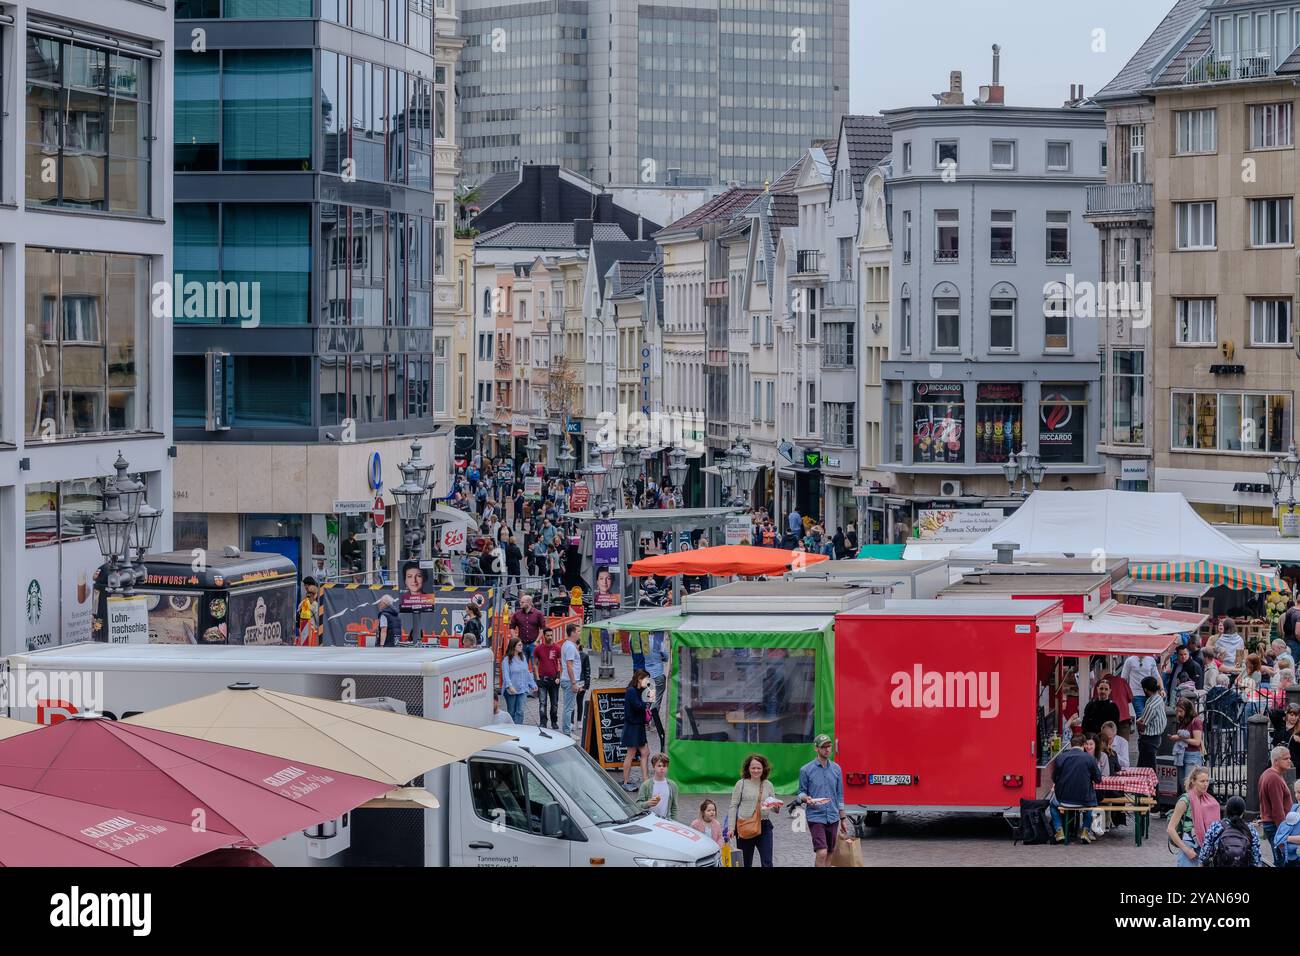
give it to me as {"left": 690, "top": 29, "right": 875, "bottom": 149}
{"left": 1128, "top": 560, "right": 1280, "bottom": 594}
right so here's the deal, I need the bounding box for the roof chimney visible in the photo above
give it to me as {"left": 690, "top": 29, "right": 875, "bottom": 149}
{"left": 935, "top": 70, "right": 964, "bottom": 106}
{"left": 992, "top": 541, "right": 1019, "bottom": 565}
{"left": 992, "top": 44, "right": 1000, "bottom": 85}
{"left": 574, "top": 218, "right": 593, "bottom": 248}
{"left": 978, "top": 45, "right": 1005, "bottom": 106}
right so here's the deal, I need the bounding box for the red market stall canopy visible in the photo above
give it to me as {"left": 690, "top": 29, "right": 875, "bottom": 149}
{"left": 1035, "top": 601, "right": 1206, "bottom": 658}
{"left": 628, "top": 545, "right": 829, "bottom": 578}
{"left": 1128, "top": 560, "right": 1281, "bottom": 594}
{"left": 1035, "top": 630, "right": 1181, "bottom": 658}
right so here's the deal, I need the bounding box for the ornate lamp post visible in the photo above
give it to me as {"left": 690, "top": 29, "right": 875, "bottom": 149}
{"left": 93, "top": 453, "right": 159, "bottom": 595}
{"left": 1268, "top": 444, "right": 1300, "bottom": 535}
{"left": 1002, "top": 447, "right": 1046, "bottom": 498}
{"left": 668, "top": 446, "right": 689, "bottom": 509}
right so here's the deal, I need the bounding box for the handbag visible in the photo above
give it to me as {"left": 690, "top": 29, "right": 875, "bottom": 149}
{"left": 736, "top": 782, "right": 764, "bottom": 840}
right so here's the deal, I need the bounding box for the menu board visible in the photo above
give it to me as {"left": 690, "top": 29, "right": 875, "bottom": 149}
{"left": 583, "top": 687, "right": 628, "bottom": 769}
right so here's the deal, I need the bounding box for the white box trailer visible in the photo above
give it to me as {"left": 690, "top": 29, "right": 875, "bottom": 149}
{"left": 1, "top": 643, "right": 719, "bottom": 868}
{"left": 784, "top": 558, "right": 950, "bottom": 599}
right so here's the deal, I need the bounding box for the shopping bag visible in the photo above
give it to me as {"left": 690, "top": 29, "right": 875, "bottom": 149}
{"left": 829, "top": 835, "right": 863, "bottom": 867}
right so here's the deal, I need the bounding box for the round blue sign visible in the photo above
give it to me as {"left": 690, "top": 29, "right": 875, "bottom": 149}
{"left": 368, "top": 451, "right": 383, "bottom": 491}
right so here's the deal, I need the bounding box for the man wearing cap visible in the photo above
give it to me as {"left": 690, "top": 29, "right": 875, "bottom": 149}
{"left": 798, "top": 734, "right": 847, "bottom": 866}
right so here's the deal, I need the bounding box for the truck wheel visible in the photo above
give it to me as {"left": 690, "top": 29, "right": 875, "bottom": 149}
{"left": 863, "top": 811, "right": 883, "bottom": 829}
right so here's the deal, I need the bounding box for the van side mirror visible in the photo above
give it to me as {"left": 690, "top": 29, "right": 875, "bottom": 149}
{"left": 541, "top": 801, "right": 565, "bottom": 838}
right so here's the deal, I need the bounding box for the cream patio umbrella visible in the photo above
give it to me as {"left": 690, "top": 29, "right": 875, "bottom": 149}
{"left": 125, "top": 683, "right": 515, "bottom": 808}
{"left": 0, "top": 717, "right": 38, "bottom": 741}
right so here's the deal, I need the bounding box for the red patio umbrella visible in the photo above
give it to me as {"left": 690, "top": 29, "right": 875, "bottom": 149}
{"left": 0, "top": 783, "right": 234, "bottom": 867}
{"left": 628, "top": 544, "right": 829, "bottom": 578}
{"left": 0, "top": 716, "right": 392, "bottom": 848}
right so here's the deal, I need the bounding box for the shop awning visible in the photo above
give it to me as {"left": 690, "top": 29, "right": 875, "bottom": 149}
{"left": 1113, "top": 577, "right": 1211, "bottom": 600}
{"left": 429, "top": 504, "right": 479, "bottom": 530}
{"left": 1128, "top": 560, "right": 1281, "bottom": 594}
{"left": 1070, "top": 603, "right": 1207, "bottom": 636}
{"left": 628, "top": 545, "right": 829, "bottom": 578}
{"left": 582, "top": 607, "right": 686, "bottom": 634}
{"left": 856, "top": 544, "right": 906, "bottom": 559}
{"left": 1035, "top": 630, "right": 1180, "bottom": 658}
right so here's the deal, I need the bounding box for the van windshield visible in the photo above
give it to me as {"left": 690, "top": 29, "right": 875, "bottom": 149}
{"left": 537, "top": 745, "right": 643, "bottom": 826}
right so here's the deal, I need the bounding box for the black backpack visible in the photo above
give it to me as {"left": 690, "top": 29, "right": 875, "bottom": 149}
{"left": 1210, "top": 819, "right": 1253, "bottom": 867}
{"left": 1016, "top": 798, "right": 1052, "bottom": 845}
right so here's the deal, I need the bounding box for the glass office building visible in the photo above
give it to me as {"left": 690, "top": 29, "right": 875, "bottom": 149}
{"left": 171, "top": 1, "right": 456, "bottom": 572}
{"left": 458, "top": 0, "right": 849, "bottom": 187}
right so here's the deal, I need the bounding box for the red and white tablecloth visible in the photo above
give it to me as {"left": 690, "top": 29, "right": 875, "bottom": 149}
{"left": 1097, "top": 767, "right": 1156, "bottom": 798}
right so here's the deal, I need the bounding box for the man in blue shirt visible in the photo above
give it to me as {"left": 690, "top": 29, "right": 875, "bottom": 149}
{"left": 1048, "top": 734, "right": 1102, "bottom": 843}
{"left": 787, "top": 508, "right": 802, "bottom": 536}
{"left": 798, "top": 734, "right": 847, "bottom": 866}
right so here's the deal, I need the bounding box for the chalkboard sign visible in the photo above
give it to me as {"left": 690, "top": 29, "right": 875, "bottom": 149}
{"left": 583, "top": 687, "right": 628, "bottom": 769}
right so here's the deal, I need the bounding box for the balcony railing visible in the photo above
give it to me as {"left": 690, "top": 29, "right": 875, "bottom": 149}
{"left": 1085, "top": 182, "right": 1153, "bottom": 216}
{"left": 823, "top": 280, "right": 856, "bottom": 309}
{"left": 1184, "top": 47, "right": 1276, "bottom": 85}
{"left": 796, "top": 250, "right": 824, "bottom": 274}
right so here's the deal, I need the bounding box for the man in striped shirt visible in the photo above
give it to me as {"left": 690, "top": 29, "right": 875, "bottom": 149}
{"left": 1135, "top": 676, "right": 1166, "bottom": 769}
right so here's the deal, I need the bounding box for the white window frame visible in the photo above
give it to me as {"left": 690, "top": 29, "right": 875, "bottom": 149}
{"left": 1128, "top": 125, "right": 1145, "bottom": 183}
{"left": 989, "top": 297, "right": 1016, "bottom": 352}
{"left": 1175, "top": 109, "right": 1217, "bottom": 155}
{"left": 1175, "top": 299, "right": 1217, "bottom": 346}
{"left": 934, "top": 209, "right": 959, "bottom": 263}
{"left": 1250, "top": 298, "right": 1292, "bottom": 346}
{"left": 1250, "top": 102, "right": 1293, "bottom": 149}
{"left": 902, "top": 210, "right": 913, "bottom": 263}
{"left": 1249, "top": 197, "right": 1293, "bottom": 247}
{"left": 933, "top": 297, "right": 960, "bottom": 353}
{"left": 900, "top": 296, "right": 912, "bottom": 354}
{"left": 902, "top": 141, "right": 912, "bottom": 172}
{"left": 990, "top": 139, "right": 1016, "bottom": 170}
{"left": 1043, "top": 295, "right": 1071, "bottom": 353}
{"left": 1175, "top": 202, "right": 1216, "bottom": 250}
{"left": 1046, "top": 141, "right": 1072, "bottom": 172}
{"left": 1046, "top": 211, "right": 1070, "bottom": 264}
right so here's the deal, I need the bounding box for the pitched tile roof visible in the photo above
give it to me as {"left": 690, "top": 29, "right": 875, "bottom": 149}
{"left": 475, "top": 222, "right": 631, "bottom": 248}
{"left": 472, "top": 169, "right": 520, "bottom": 216}
{"left": 1096, "top": 0, "right": 1209, "bottom": 98}
{"left": 591, "top": 240, "right": 659, "bottom": 297}
{"left": 768, "top": 157, "right": 802, "bottom": 192}
{"left": 655, "top": 186, "right": 765, "bottom": 235}
{"left": 840, "top": 115, "right": 891, "bottom": 199}
{"left": 1154, "top": 18, "right": 1212, "bottom": 85}
{"left": 609, "top": 260, "right": 662, "bottom": 298}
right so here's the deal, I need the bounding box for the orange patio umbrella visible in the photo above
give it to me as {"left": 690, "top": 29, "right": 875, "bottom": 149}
{"left": 628, "top": 544, "right": 829, "bottom": 578}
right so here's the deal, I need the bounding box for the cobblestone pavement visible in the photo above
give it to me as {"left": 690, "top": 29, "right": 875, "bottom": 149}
{"left": 515, "top": 647, "right": 1172, "bottom": 867}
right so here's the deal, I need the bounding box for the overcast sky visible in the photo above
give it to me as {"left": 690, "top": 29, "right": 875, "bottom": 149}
{"left": 850, "top": 0, "right": 1176, "bottom": 115}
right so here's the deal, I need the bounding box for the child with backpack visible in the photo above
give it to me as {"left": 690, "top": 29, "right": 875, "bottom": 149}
{"left": 1196, "top": 795, "right": 1262, "bottom": 867}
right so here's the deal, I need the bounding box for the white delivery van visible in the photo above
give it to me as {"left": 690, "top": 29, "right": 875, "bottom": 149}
{"left": 2, "top": 643, "right": 719, "bottom": 868}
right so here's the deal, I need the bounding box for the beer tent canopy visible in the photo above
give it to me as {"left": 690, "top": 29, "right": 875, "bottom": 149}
{"left": 950, "top": 490, "right": 1277, "bottom": 576}
{"left": 629, "top": 545, "right": 829, "bottom": 578}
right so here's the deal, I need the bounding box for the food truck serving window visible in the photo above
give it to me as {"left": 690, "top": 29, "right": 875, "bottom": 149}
{"left": 227, "top": 583, "right": 295, "bottom": 645}
{"left": 676, "top": 646, "right": 815, "bottom": 743}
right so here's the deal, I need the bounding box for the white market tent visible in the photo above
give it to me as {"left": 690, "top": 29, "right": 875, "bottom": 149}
{"left": 948, "top": 490, "right": 1270, "bottom": 570}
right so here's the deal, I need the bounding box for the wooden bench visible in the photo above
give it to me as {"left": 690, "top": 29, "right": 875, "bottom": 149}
{"left": 1059, "top": 799, "right": 1153, "bottom": 846}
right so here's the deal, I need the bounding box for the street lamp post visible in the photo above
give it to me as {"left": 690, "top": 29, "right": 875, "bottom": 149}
{"left": 668, "top": 446, "right": 689, "bottom": 510}
{"left": 1002, "top": 447, "right": 1046, "bottom": 498}
{"left": 1268, "top": 444, "right": 1300, "bottom": 535}
{"left": 390, "top": 439, "right": 437, "bottom": 642}
{"left": 93, "top": 452, "right": 162, "bottom": 596}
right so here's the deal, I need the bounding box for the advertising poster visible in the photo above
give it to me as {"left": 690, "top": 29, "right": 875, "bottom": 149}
{"left": 437, "top": 519, "right": 469, "bottom": 553}
{"left": 523, "top": 477, "right": 542, "bottom": 500}
{"left": 145, "top": 592, "right": 202, "bottom": 644}
{"left": 725, "top": 515, "right": 754, "bottom": 546}
{"left": 914, "top": 508, "right": 1006, "bottom": 541}
{"left": 22, "top": 545, "right": 60, "bottom": 652}
{"left": 228, "top": 585, "right": 295, "bottom": 645}
{"left": 593, "top": 519, "right": 622, "bottom": 608}
{"left": 570, "top": 481, "right": 589, "bottom": 512}
{"left": 399, "top": 560, "right": 436, "bottom": 613}
{"left": 61, "top": 537, "right": 102, "bottom": 646}
{"left": 106, "top": 596, "right": 149, "bottom": 644}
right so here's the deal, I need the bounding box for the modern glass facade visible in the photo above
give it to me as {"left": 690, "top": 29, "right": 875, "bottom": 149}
{"left": 172, "top": 6, "right": 445, "bottom": 441}
{"left": 457, "top": 0, "right": 848, "bottom": 186}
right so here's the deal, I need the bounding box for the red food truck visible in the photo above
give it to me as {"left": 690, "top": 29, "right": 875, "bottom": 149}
{"left": 833, "top": 593, "right": 1203, "bottom": 823}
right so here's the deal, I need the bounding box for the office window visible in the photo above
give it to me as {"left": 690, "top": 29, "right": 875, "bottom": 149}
{"left": 990, "top": 210, "right": 1015, "bottom": 263}
{"left": 1046, "top": 141, "right": 1071, "bottom": 171}
{"left": 934, "top": 140, "right": 958, "bottom": 168}
{"left": 25, "top": 35, "right": 152, "bottom": 214}
{"left": 176, "top": 52, "right": 219, "bottom": 171}
{"left": 934, "top": 209, "right": 959, "bottom": 262}
{"left": 224, "top": 204, "right": 311, "bottom": 325}
{"left": 1250, "top": 103, "right": 1292, "bottom": 149}
{"left": 222, "top": 51, "right": 311, "bottom": 171}
{"left": 934, "top": 297, "right": 959, "bottom": 352}
{"left": 1172, "top": 391, "right": 1289, "bottom": 453}
{"left": 1250, "top": 298, "right": 1291, "bottom": 346}
{"left": 899, "top": 295, "right": 912, "bottom": 353}
{"left": 1043, "top": 294, "right": 1071, "bottom": 352}
{"left": 989, "top": 297, "right": 1015, "bottom": 351}
{"left": 1176, "top": 299, "right": 1217, "bottom": 345}
{"left": 1111, "top": 349, "right": 1145, "bottom": 446}
{"left": 1046, "top": 211, "right": 1070, "bottom": 263}
{"left": 25, "top": 249, "right": 150, "bottom": 439}
{"left": 990, "top": 140, "right": 1015, "bottom": 170}
{"left": 1250, "top": 198, "right": 1292, "bottom": 247}
{"left": 1175, "top": 202, "right": 1216, "bottom": 249}
{"left": 1175, "top": 109, "right": 1217, "bottom": 154}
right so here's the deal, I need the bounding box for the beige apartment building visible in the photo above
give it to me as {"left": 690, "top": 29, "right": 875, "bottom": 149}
{"left": 1142, "top": 0, "right": 1300, "bottom": 525}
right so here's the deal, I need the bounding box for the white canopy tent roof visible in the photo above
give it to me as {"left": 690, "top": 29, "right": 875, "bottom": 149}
{"left": 948, "top": 490, "right": 1268, "bottom": 569}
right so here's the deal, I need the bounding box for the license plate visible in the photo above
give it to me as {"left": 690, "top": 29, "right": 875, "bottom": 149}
{"left": 868, "top": 774, "right": 914, "bottom": 786}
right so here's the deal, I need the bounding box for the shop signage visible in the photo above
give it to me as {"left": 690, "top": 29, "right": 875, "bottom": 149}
{"left": 333, "top": 499, "right": 371, "bottom": 515}
{"left": 826, "top": 457, "right": 841, "bottom": 469}
{"left": 1233, "top": 482, "right": 1271, "bottom": 495}
{"left": 106, "top": 596, "right": 149, "bottom": 644}
{"left": 566, "top": 419, "right": 583, "bottom": 434}
{"left": 531, "top": 424, "right": 549, "bottom": 440}
{"left": 372, "top": 497, "right": 386, "bottom": 528}
{"left": 1281, "top": 509, "right": 1300, "bottom": 538}
{"left": 368, "top": 452, "right": 383, "bottom": 491}
{"left": 802, "top": 448, "right": 822, "bottom": 469}
{"left": 1038, "top": 385, "right": 1086, "bottom": 464}
{"left": 913, "top": 382, "right": 963, "bottom": 399}
{"left": 1209, "top": 365, "right": 1245, "bottom": 375}
{"left": 915, "top": 508, "right": 1005, "bottom": 541}
{"left": 1120, "top": 460, "right": 1149, "bottom": 482}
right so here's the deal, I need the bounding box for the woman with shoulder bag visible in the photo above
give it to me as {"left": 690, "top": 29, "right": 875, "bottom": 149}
{"left": 728, "top": 754, "right": 781, "bottom": 867}
{"left": 1166, "top": 766, "right": 1217, "bottom": 867}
